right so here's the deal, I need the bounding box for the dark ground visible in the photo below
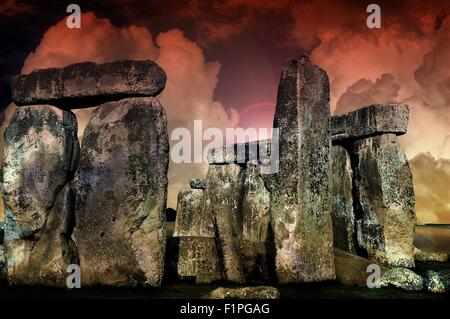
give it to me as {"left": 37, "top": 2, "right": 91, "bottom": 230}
{"left": 0, "top": 225, "right": 448, "bottom": 299}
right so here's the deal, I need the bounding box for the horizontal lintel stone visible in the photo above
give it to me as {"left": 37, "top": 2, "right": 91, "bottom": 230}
{"left": 12, "top": 60, "right": 166, "bottom": 108}
{"left": 331, "top": 104, "right": 409, "bottom": 142}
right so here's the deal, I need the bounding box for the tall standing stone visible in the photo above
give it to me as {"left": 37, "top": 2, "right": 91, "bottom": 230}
{"left": 1, "top": 105, "right": 79, "bottom": 286}
{"left": 174, "top": 189, "right": 222, "bottom": 283}
{"left": 270, "top": 56, "right": 335, "bottom": 283}
{"left": 331, "top": 145, "right": 357, "bottom": 254}
{"left": 241, "top": 162, "right": 272, "bottom": 281}
{"left": 202, "top": 164, "right": 246, "bottom": 283}
{"left": 73, "top": 97, "right": 169, "bottom": 286}
{"left": 352, "top": 134, "right": 415, "bottom": 267}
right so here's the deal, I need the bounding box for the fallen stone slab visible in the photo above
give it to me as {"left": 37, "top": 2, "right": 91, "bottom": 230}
{"left": 334, "top": 249, "right": 388, "bottom": 286}
{"left": 202, "top": 164, "right": 246, "bottom": 283}
{"left": 189, "top": 178, "right": 206, "bottom": 189}
{"left": 380, "top": 267, "right": 424, "bottom": 291}
{"left": 203, "top": 286, "right": 280, "bottom": 299}
{"left": 12, "top": 60, "right": 166, "bottom": 107}
{"left": 332, "top": 104, "right": 409, "bottom": 142}
{"left": 1, "top": 105, "right": 79, "bottom": 286}
{"left": 423, "top": 270, "right": 450, "bottom": 293}
{"left": 269, "top": 56, "right": 335, "bottom": 283}
{"left": 352, "top": 134, "right": 416, "bottom": 268}
{"left": 414, "top": 248, "right": 448, "bottom": 262}
{"left": 177, "top": 237, "right": 222, "bottom": 284}
{"left": 331, "top": 145, "right": 357, "bottom": 254}
{"left": 73, "top": 97, "right": 169, "bottom": 287}
{"left": 174, "top": 189, "right": 214, "bottom": 238}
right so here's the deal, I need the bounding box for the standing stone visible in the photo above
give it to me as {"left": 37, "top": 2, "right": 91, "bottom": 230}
{"left": 174, "top": 189, "right": 214, "bottom": 238}
{"left": 1, "top": 105, "right": 78, "bottom": 286}
{"left": 241, "top": 162, "right": 271, "bottom": 281}
{"left": 352, "top": 134, "right": 415, "bottom": 268}
{"left": 174, "top": 189, "right": 221, "bottom": 283}
{"left": 0, "top": 222, "right": 5, "bottom": 281}
{"left": 73, "top": 97, "right": 168, "bottom": 287}
{"left": 177, "top": 237, "right": 222, "bottom": 284}
{"left": 189, "top": 178, "right": 206, "bottom": 190}
{"left": 203, "top": 164, "right": 246, "bottom": 283}
{"left": 269, "top": 56, "right": 335, "bottom": 283}
{"left": 331, "top": 145, "right": 357, "bottom": 254}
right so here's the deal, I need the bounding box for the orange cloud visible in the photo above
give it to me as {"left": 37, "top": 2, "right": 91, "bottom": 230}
{"left": 410, "top": 153, "right": 450, "bottom": 224}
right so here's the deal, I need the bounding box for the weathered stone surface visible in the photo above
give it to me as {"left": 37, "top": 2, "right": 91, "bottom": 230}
{"left": 203, "top": 286, "right": 280, "bottom": 299}
{"left": 352, "top": 134, "right": 415, "bottom": 268}
{"left": 12, "top": 60, "right": 166, "bottom": 107}
{"left": 0, "top": 221, "right": 6, "bottom": 281}
{"left": 1, "top": 105, "right": 79, "bottom": 286}
{"left": 242, "top": 163, "right": 270, "bottom": 243}
{"left": 334, "top": 249, "right": 388, "bottom": 286}
{"left": 189, "top": 178, "right": 206, "bottom": 189}
{"left": 206, "top": 140, "right": 272, "bottom": 164}
{"left": 331, "top": 146, "right": 357, "bottom": 254}
{"left": 240, "top": 240, "right": 274, "bottom": 282}
{"left": 269, "top": 56, "right": 335, "bottom": 283}
{"left": 174, "top": 189, "right": 213, "bottom": 237}
{"left": 0, "top": 245, "right": 5, "bottom": 282}
{"left": 73, "top": 97, "right": 169, "bottom": 287}
{"left": 380, "top": 267, "right": 424, "bottom": 291}
{"left": 424, "top": 270, "right": 450, "bottom": 293}
{"left": 202, "top": 164, "right": 246, "bottom": 283}
{"left": 414, "top": 248, "right": 448, "bottom": 262}
{"left": 241, "top": 163, "right": 272, "bottom": 281}
{"left": 177, "top": 237, "right": 222, "bottom": 284}
{"left": 332, "top": 104, "right": 409, "bottom": 142}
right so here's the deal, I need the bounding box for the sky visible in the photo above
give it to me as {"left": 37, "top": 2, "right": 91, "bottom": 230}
{"left": 0, "top": 0, "right": 449, "bottom": 223}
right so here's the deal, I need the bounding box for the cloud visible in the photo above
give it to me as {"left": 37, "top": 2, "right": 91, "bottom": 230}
{"left": 179, "top": 0, "right": 291, "bottom": 44}
{"left": 334, "top": 73, "right": 400, "bottom": 115}
{"left": 410, "top": 153, "right": 450, "bottom": 224}
{"left": 300, "top": 2, "right": 450, "bottom": 223}
{"left": 0, "top": 0, "right": 34, "bottom": 16}
{"left": 17, "top": 12, "right": 239, "bottom": 209}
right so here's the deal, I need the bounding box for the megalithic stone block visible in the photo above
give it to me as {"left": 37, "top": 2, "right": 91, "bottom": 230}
{"left": 242, "top": 163, "right": 270, "bottom": 243}
{"left": 174, "top": 188, "right": 222, "bottom": 283}
{"left": 202, "top": 164, "right": 246, "bottom": 283}
{"left": 331, "top": 145, "right": 357, "bottom": 254}
{"left": 177, "top": 237, "right": 222, "bottom": 284}
{"left": 12, "top": 60, "right": 166, "bottom": 107}
{"left": 270, "top": 56, "right": 335, "bottom": 283}
{"left": 189, "top": 178, "right": 206, "bottom": 190}
{"left": 174, "top": 189, "right": 214, "bottom": 237}
{"left": 352, "top": 134, "right": 416, "bottom": 268}
{"left": 241, "top": 163, "right": 272, "bottom": 281}
{"left": 331, "top": 104, "right": 409, "bottom": 142}
{"left": 74, "top": 97, "right": 169, "bottom": 287}
{"left": 1, "top": 105, "right": 79, "bottom": 286}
